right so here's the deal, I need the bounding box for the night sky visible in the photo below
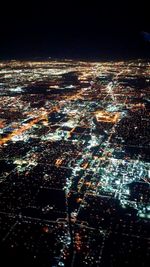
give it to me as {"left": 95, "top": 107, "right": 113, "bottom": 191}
{"left": 0, "top": 1, "right": 149, "bottom": 60}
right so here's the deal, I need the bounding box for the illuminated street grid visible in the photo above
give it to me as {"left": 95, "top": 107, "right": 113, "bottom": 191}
{"left": 0, "top": 59, "right": 150, "bottom": 266}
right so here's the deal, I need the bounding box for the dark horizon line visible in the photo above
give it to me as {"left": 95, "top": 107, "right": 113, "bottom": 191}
{"left": 0, "top": 50, "right": 150, "bottom": 62}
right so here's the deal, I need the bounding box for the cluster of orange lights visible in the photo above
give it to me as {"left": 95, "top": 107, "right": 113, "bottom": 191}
{"left": 95, "top": 110, "right": 120, "bottom": 123}
{"left": 131, "top": 103, "right": 145, "bottom": 111}
{"left": 0, "top": 119, "right": 6, "bottom": 128}
{"left": 55, "top": 158, "right": 63, "bottom": 167}
{"left": 0, "top": 114, "right": 49, "bottom": 146}
{"left": 75, "top": 232, "right": 82, "bottom": 251}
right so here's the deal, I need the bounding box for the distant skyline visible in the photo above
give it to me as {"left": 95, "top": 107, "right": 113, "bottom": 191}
{"left": 0, "top": 1, "right": 149, "bottom": 59}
